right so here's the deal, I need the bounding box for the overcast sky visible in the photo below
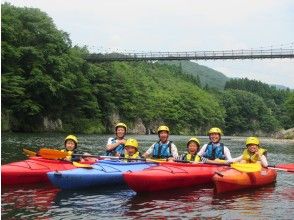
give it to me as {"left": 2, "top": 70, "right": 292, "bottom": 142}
{"left": 3, "top": 0, "right": 294, "bottom": 88}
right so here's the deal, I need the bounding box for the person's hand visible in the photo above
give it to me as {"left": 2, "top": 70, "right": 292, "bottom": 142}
{"left": 84, "top": 157, "right": 98, "bottom": 163}
{"left": 168, "top": 157, "right": 174, "bottom": 162}
{"left": 225, "top": 160, "right": 233, "bottom": 165}
{"left": 119, "top": 139, "right": 126, "bottom": 145}
{"left": 253, "top": 151, "right": 261, "bottom": 159}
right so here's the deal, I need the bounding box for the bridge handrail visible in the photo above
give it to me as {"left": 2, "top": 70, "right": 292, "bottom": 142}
{"left": 126, "top": 49, "right": 294, "bottom": 57}
{"left": 86, "top": 48, "right": 294, "bottom": 61}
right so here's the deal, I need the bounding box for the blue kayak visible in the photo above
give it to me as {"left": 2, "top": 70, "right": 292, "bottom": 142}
{"left": 47, "top": 160, "right": 157, "bottom": 190}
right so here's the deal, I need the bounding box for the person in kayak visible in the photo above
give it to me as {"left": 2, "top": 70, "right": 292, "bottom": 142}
{"left": 62, "top": 135, "right": 81, "bottom": 162}
{"left": 120, "top": 138, "right": 142, "bottom": 162}
{"left": 180, "top": 137, "right": 201, "bottom": 162}
{"left": 106, "top": 122, "right": 127, "bottom": 156}
{"left": 231, "top": 137, "right": 268, "bottom": 167}
{"left": 143, "top": 125, "right": 178, "bottom": 160}
{"left": 197, "top": 127, "right": 232, "bottom": 163}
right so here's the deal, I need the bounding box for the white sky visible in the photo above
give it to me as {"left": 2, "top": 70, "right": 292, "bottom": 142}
{"left": 3, "top": 0, "right": 294, "bottom": 88}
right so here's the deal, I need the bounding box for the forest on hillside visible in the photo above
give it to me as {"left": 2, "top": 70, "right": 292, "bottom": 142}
{"left": 2, "top": 3, "right": 294, "bottom": 135}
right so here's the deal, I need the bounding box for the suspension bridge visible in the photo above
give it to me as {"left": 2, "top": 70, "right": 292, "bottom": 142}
{"left": 86, "top": 48, "right": 294, "bottom": 62}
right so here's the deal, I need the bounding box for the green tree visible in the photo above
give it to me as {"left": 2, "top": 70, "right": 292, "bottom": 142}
{"left": 225, "top": 78, "right": 291, "bottom": 129}
{"left": 285, "top": 92, "right": 294, "bottom": 127}
{"left": 221, "top": 89, "right": 280, "bottom": 134}
{"left": 1, "top": 3, "right": 103, "bottom": 132}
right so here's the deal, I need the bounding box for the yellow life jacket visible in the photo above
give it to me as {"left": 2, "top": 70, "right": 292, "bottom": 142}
{"left": 123, "top": 151, "right": 141, "bottom": 162}
{"left": 61, "top": 149, "right": 73, "bottom": 161}
{"left": 125, "top": 151, "right": 140, "bottom": 159}
{"left": 183, "top": 153, "right": 201, "bottom": 162}
{"left": 242, "top": 148, "right": 267, "bottom": 163}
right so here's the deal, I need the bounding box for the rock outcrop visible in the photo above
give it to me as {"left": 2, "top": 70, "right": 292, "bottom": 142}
{"left": 272, "top": 128, "right": 294, "bottom": 139}
{"left": 43, "top": 117, "right": 63, "bottom": 131}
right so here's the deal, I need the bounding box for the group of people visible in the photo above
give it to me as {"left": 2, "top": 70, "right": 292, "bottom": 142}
{"left": 62, "top": 122, "right": 268, "bottom": 167}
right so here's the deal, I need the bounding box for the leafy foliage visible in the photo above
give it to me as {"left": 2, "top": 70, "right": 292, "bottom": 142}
{"left": 221, "top": 89, "right": 280, "bottom": 134}
{"left": 285, "top": 92, "right": 294, "bottom": 126}
{"left": 225, "top": 78, "right": 293, "bottom": 129}
{"left": 1, "top": 3, "right": 292, "bottom": 135}
{"left": 1, "top": 3, "right": 102, "bottom": 132}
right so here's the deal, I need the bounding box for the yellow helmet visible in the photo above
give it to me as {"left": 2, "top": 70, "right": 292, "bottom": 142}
{"left": 208, "top": 127, "right": 223, "bottom": 135}
{"left": 64, "top": 135, "right": 78, "bottom": 145}
{"left": 187, "top": 137, "right": 200, "bottom": 147}
{"left": 125, "top": 138, "right": 139, "bottom": 149}
{"left": 157, "top": 125, "right": 170, "bottom": 134}
{"left": 115, "top": 122, "right": 127, "bottom": 132}
{"left": 246, "top": 137, "right": 260, "bottom": 146}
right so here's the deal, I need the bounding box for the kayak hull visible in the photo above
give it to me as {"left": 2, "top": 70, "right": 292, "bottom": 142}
{"left": 123, "top": 163, "right": 224, "bottom": 193}
{"left": 47, "top": 160, "right": 157, "bottom": 190}
{"left": 1, "top": 157, "right": 76, "bottom": 185}
{"left": 213, "top": 168, "right": 277, "bottom": 194}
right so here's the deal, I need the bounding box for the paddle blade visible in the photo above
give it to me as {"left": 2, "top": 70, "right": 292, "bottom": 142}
{"left": 23, "top": 149, "right": 37, "bottom": 157}
{"left": 72, "top": 162, "right": 93, "bottom": 168}
{"left": 38, "top": 148, "right": 68, "bottom": 159}
{"left": 275, "top": 164, "right": 294, "bottom": 172}
{"left": 231, "top": 163, "right": 262, "bottom": 173}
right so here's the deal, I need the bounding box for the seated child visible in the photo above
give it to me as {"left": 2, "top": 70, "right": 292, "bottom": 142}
{"left": 62, "top": 135, "right": 81, "bottom": 162}
{"left": 121, "top": 138, "right": 142, "bottom": 161}
{"left": 231, "top": 137, "right": 268, "bottom": 167}
{"left": 181, "top": 137, "right": 201, "bottom": 162}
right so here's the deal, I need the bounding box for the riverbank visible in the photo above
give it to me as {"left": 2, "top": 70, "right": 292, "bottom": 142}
{"left": 272, "top": 128, "right": 294, "bottom": 139}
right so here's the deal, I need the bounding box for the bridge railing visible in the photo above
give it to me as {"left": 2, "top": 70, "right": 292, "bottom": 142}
{"left": 86, "top": 48, "right": 294, "bottom": 62}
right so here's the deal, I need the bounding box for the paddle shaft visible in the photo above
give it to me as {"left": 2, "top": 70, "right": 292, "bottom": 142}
{"left": 268, "top": 165, "right": 294, "bottom": 172}
{"left": 72, "top": 155, "right": 152, "bottom": 161}
{"left": 37, "top": 149, "right": 294, "bottom": 172}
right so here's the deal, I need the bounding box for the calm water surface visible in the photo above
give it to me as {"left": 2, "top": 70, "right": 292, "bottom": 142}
{"left": 1, "top": 133, "right": 294, "bottom": 219}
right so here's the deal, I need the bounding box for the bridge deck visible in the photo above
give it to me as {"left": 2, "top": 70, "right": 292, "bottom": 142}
{"left": 86, "top": 49, "right": 294, "bottom": 62}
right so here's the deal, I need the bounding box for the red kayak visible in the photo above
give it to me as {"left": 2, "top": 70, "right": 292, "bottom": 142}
{"left": 1, "top": 157, "right": 76, "bottom": 185}
{"left": 213, "top": 167, "right": 277, "bottom": 194}
{"left": 123, "top": 162, "right": 225, "bottom": 193}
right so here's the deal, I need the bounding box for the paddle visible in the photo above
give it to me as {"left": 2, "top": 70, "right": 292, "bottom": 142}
{"left": 230, "top": 163, "right": 262, "bottom": 172}
{"left": 37, "top": 148, "right": 294, "bottom": 172}
{"left": 72, "top": 162, "right": 93, "bottom": 168}
{"left": 204, "top": 161, "right": 262, "bottom": 173}
{"left": 211, "top": 162, "right": 294, "bottom": 173}
{"left": 38, "top": 148, "right": 69, "bottom": 159}
{"left": 38, "top": 148, "right": 166, "bottom": 162}
{"left": 23, "top": 148, "right": 95, "bottom": 168}
{"left": 23, "top": 149, "right": 37, "bottom": 157}
{"left": 268, "top": 164, "right": 294, "bottom": 173}
{"left": 275, "top": 164, "right": 294, "bottom": 170}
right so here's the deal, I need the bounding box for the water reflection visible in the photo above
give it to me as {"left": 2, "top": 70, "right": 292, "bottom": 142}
{"left": 48, "top": 187, "right": 132, "bottom": 220}
{"left": 1, "top": 184, "right": 59, "bottom": 219}
{"left": 124, "top": 187, "right": 214, "bottom": 219}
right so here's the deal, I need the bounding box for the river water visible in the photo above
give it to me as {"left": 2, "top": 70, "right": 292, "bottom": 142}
{"left": 1, "top": 133, "right": 294, "bottom": 219}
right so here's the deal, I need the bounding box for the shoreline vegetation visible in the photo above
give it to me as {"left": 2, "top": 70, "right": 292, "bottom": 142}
{"left": 1, "top": 3, "right": 294, "bottom": 137}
